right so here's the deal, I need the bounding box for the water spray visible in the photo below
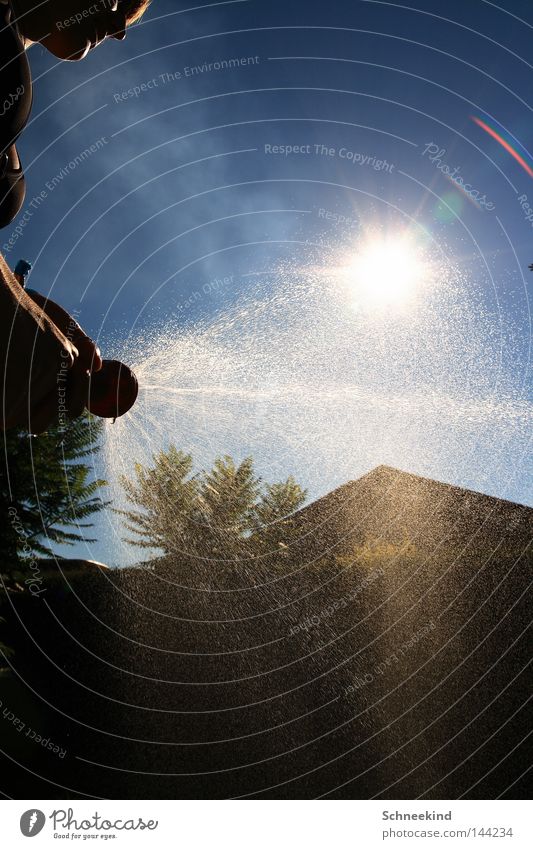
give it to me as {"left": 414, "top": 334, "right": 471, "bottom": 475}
{"left": 14, "top": 259, "right": 139, "bottom": 421}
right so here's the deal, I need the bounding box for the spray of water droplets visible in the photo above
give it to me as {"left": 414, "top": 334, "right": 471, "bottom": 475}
{"left": 98, "top": 262, "right": 531, "bottom": 565}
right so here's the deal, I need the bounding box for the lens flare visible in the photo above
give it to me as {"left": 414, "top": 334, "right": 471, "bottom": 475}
{"left": 472, "top": 116, "right": 533, "bottom": 178}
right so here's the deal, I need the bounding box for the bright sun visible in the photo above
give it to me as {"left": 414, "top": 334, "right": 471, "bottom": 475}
{"left": 345, "top": 236, "right": 427, "bottom": 307}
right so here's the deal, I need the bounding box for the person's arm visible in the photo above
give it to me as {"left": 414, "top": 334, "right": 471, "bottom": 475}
{"left": 0, "top": 253, "right": 100, "bottom": 433}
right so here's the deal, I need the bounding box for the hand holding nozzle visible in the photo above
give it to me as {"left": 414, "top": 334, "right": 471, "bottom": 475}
{"left": 14, "top": 260, "right": 138, "bottom": 427}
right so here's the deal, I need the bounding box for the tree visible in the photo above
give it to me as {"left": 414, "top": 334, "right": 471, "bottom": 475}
{"left": 251, "top": 477, "right": 307, "bottom": 556}
{"left": 118, "top": 446, "right": 199, "bottom": 556}
{"left": 118, "top": 446, "right": 307, "bottom": 563}
{"left": 0, "top": 412, "right": 108, "bottom": 572}
{"left": 196, "top": 455, "right": 260, "bottom": 560}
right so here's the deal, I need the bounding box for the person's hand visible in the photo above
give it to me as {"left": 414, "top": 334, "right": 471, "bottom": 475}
{"left": 0, "top": 261, "right": 102, "bottom": 434}
{"left": 25, "top": 290, "right": 103, "bottom": 430}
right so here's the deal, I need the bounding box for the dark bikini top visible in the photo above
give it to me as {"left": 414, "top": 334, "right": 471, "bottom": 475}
{"left": 0, "top": 1, "right": 33, "bottom": 229}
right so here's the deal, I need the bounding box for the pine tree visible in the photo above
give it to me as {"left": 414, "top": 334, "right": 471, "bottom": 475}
{"left": 118, "top": 449, "right": 307, "bottom": 564}
{"left": 117, "top": 446, "right": 199, "bottom": 556}
{"left": 251, "top": 476, "right": 307, "bottom": 556}
{"left": 195, "top": 456, "right": 260, "bottom": 561}
{"left": 0, "top": 413, "right": 108, "bottom": 573}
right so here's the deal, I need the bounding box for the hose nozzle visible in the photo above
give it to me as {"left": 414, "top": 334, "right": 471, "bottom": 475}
{"left": 87, "top": 360, "right": 138, "bottom": 420}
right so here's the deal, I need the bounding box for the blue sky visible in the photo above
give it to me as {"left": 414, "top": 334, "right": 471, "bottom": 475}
{"left": 7, "top": 0, "right": 532, "bottom": 564}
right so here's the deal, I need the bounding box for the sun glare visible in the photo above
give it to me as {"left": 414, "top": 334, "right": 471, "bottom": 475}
{"left": 345, "top": 236, "right": 428, "bottom": 307}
